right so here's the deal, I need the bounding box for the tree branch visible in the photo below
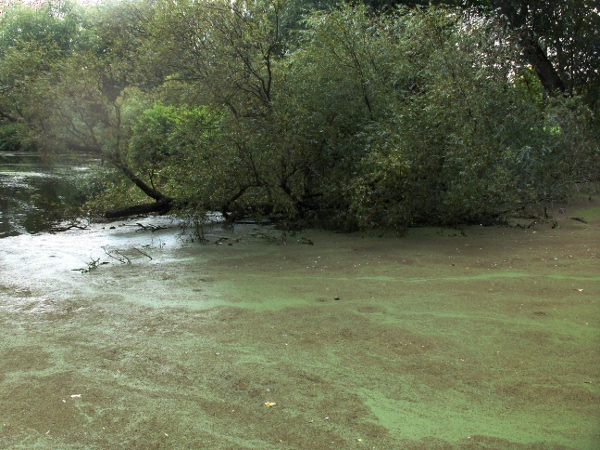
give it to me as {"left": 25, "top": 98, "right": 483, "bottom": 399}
{"left": 105, "top": 201, "right": 174, "bottom": 219}
{"left": 490, "top": 0, "right": 565, "bottom": 93}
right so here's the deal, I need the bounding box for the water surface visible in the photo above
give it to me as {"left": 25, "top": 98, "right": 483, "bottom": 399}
{"left": 1, "top": 212, "right": 598, "bottom": 449}
{"left": 0, "top": 151, "right": 93, "bottom": 238}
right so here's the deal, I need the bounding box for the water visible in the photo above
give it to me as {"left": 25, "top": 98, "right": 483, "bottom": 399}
{"left": 1, "top": 211, "right": 598, "bottom": 448}
{"left": 0, "top": 151, "right": 93, "bottom": 238}
{"left": 0, "top": 156, "right": 598, "bottom": 447}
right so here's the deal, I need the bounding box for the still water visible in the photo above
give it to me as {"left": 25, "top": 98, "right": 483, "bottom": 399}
{"left": 1, "top": 152, "right": 598, "bottom": 449}
{"left": 0, "top": 151, "right": 93, "bottom": 238}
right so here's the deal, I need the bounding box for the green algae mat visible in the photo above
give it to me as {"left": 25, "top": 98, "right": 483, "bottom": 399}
{"left": 1, "top": 203, "right": 599, "bottom": 449}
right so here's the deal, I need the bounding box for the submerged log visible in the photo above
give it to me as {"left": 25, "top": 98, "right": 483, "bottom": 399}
{"left": 105, "top": 200, "right": 174, "bottom": 219}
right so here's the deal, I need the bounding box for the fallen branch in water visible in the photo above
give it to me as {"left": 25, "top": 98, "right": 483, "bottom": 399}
{"left": 105, "top": 199, "right": 174, "bottom": 219}
{"left": 119, "top": 222, "right": 171, "bottom": 232}
{"left": 133, "top": 247, "right": 152, "bottom": 260}
{"left": 136, "top": 222, "right": 169, "bottom": 232}
{"left": 49, "top": 220, "right": 89, "bottom": 232}
{"left": 102, "top": 246, "right": 131, "bottom": 264}
{"left": 72, "top": 257, "right": 108, "bottom": 273}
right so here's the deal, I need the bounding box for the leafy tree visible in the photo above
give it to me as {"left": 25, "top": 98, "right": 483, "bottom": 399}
{"left": 283, "top": 5, "right": 598, "bottom": 228}
{"left": 492, "top": 0, "right": 600, "bottom": 106}
{"left": 0, "top": 0, "right": 83, "bottom": 149}
{"left": 363, "top": 0, "right": 600, "bottom": 106}
{"left": 143, "top": 0, "right": 302, "bottom": 217}
{"left": 1, "top": 0, "right": 596, "bottom": 230}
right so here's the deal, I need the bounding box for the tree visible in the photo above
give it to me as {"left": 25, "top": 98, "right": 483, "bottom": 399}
{"left": 361, "top": 0, "right": 599, "bottom": 106}
{"left": 144, "top": 0, "right": 308, "bottom": 219}
{"left": 281, "top": 5, "right": 598, "bottom": 228}
{"left": 0, "top": 0, "right": 83, "bottom": 148}
{"left": 1, "top": 0, "right": 596, "bottom": 229}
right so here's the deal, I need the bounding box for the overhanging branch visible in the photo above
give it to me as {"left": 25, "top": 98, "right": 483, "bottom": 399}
{"left": 105, "top": 200, "right": 174, "bottom": 219}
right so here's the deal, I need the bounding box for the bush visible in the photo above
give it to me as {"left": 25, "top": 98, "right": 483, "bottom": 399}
{"left": 0, "top": 123, "right": 36, "bottom": 152}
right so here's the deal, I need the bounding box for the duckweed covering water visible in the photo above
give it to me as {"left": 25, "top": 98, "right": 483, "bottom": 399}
{"left": 0, "top": 205, "right": 598, "bottom": 449}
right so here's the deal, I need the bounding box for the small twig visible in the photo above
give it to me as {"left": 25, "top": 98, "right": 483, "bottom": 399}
{"left": 87, "top": 257, "right": 101, "bottom": 272}
{"left": 133, "top": 247, "right": 152, "bottom": 260}
{"left": 102, "top": 246, "right": 131, "bottom": 264}
{"left": 136, "top": 222, "right": 168, "bottom": 232}
{"left": 49, "top": 221, "right": 89, "bottom": 232}
{"left": 113, "top": 250, "right": 131, "bottom": 264}
{"left": 73, "top": 257, "right": 105, "bottom": 273}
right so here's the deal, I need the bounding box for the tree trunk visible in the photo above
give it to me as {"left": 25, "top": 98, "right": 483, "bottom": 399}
{"left": 103, "top": 160, "right": 176, "bottom": 219}
{"left": 105, "top": 200, "right": 174, "bottom": 219}
{"left": 519, "top": 32, "right": 566, "bottom": 93}
{"left": 490, "top": 0, "right": 565, "bottom": 93}
{"left": 110, "top": 159, "right": 174, "bottom": 204}
{"left": 65, "top": 143, "right": 177, "bottom": 219}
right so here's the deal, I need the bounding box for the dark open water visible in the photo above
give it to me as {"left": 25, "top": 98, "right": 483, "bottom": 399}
{"left": 0, "top": 151, "right": 94, "bottom": 238}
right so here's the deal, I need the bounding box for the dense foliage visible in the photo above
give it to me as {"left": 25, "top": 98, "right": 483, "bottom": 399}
{"left": 0, "top": 0, "right": 598, "bottom": 229}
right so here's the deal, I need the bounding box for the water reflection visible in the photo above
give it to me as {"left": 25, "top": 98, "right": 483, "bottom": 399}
{"left": 0, "top": 151, "right": 93, "bottom": 237}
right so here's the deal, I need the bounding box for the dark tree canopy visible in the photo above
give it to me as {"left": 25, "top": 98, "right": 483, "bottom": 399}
{"left": 1, "top": 0, "right": 598, "bottom": 230}
{"left": 364, "top": 0, "right": 600, "bottom": 104}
